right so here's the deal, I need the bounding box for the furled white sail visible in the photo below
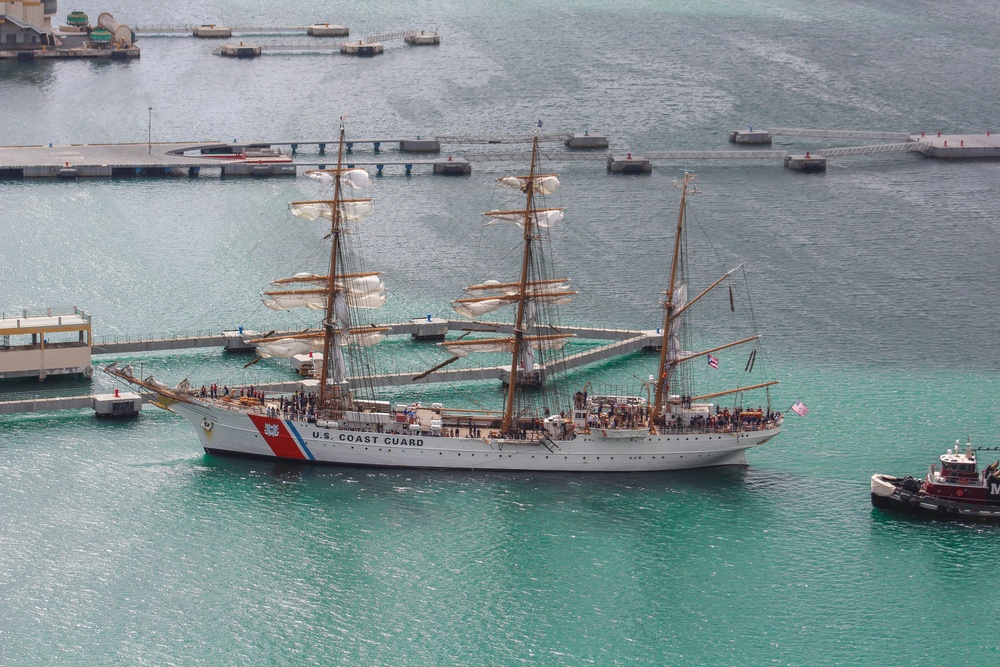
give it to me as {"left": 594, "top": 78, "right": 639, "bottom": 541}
{"left": 288, "top": 202, "right": 330, "bottom": 221}
{"left": 451, "top": 291, "right": 576, "bottom": 318}
{"left": 497, "top": 174, "right": 560, "bottom": 195}
{"left": 261, "top": 292, "right": 327, "bottom": 311}
{"left": 272, "top": 271, "right": 382, "bottom": 287}
{"left": 288, "top": 199, "right": 374, "bottom": 222}
{"left": 263, "top": 274, "right": 385, "bottom": 311}
{"left": 451, "top": 298, "right": 507, "bottom": 318}
{"left": 521, "top": 345, "right": 538, "bottom": 373}
{"left": 329, "top": 335, "right": 347, "bottom": 383}
{"left": 306, "top": 170, "right": 335, "bottom": 184}
{"left": 342, "top": 169, "right": 372, "bottom": 190}
{"left": 348, "top": 330, "right": 388, "bottom": 347}
{"left": 342, "top": 274, "right": 384, "bottom": 297}
{"left": 305, "top": 168, "right": 372, "bottom": 190}
{"left": 272, "top": 272, "right": 328, "bottom": 287}
{"left": 523, "top": 334, "right": 574, "bottom": 354}
{"left": 465, "top": 279, "right": 573, "bottom": 296}
{"left": 665, "top": 334, "right": 694, "bottom": 363}
{"left": 484, "top": 208, "right": 564, "bottom": 229}
{"left": 257, "top": 338, "right": 318, "bottom": 359}
{"left": 661, "top": 282, "right": 688, "bottom": 310}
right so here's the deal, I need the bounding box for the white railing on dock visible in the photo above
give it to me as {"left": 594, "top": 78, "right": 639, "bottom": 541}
{"left": 364, "top": 30, "right": 427, "bottom": 42}
{"left": 768, "top": 128, "right": 912, "bottom": 141}
{"left": 465, "top": 151, "right": 610, "bottom": 162}
{"left": 134, "top": 25, "right": 313, "bottom": 34}
{"left": 816, "top": 142, "right": 930, "bottom": 157}
{"left": 437, "top": 133, "right": 574, "bottom": 145}
{"left": 644, "top": 150, "right": 788, "bottom": 160}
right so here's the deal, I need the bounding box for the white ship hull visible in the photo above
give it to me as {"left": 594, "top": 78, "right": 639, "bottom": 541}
{"left": 171, "top": 400, "right": 780, "bottom": 472}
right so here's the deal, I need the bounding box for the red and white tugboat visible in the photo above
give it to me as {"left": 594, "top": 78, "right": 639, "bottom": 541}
{"left": 871, "top": 439, "right": 1000, "bottom": 521}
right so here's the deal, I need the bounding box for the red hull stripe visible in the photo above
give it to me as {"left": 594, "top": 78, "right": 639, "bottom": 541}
{"left": 248, "top": 414, "right": 307, "bottom": 460}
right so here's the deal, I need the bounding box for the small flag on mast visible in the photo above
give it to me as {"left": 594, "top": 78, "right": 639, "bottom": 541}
{"left": 707, "top": 354, "right": 718, "bottom": 369}
{"left": 791, "top": 400, "right": 808, "bottom": 417}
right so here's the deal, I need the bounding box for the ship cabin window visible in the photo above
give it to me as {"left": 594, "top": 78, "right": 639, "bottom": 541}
{"left": 944, "top": 463, "right": 974, "bottom": 477}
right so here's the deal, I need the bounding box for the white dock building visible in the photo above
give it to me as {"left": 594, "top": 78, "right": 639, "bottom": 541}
{"left": 0, "top": 308, "right": 93, "bottom": 380}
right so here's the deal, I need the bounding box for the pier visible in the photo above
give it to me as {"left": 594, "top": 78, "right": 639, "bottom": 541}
{"left": 0, "top": 133, "right": 604, "bottom": 179}
{"left": 135, "top": 24, "right": 442, "bottom": 58}
{"left": 0, "top": 320, "right": 659, "bottom": 416}
{"left": 1, "top": 129, "right": 997, "bottom": 181}
{"left": 134, "top": 25, "right": 345, "bottom": 36}
{"left": 197, "top": 28, "right": 437, "bottom": 58}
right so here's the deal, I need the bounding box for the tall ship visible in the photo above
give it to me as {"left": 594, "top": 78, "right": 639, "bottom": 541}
{"left": 106, "top": 124, "right": 782, "bottom": 471}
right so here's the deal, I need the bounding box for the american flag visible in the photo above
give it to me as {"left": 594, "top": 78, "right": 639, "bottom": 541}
{"left": 791, "top": 400, "right": 808, "bottom": 417}
{"left": 707, "top": 354, "right": 718, "bottom": 369}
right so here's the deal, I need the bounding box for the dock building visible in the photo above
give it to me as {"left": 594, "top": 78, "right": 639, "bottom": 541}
{"left": 0, "top": 308, "right": 93, "bottom": 380}
{"left": 0, "top": 0, "right": 58, "bottom": 49}
{"left": 1, "top": 5, "right": 139, "bottom": 59}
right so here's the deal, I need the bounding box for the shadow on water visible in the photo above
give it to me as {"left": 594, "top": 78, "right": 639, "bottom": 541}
{"left": 177, "top": 452, "right": 779, "bottom": 506}
{"left": 0, "top": 374, "right": 94, "bottom": 400}
{"left": 0, "top": 60, "right": 57, "bottom": 87}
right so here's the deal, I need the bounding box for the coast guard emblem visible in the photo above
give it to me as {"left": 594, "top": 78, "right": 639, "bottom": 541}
{"left": 264, "top": 423, "right": 280, "bottom": 437}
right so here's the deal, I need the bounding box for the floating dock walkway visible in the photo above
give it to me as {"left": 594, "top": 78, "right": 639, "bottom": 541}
{"left": 210, "top": 30, "right": 440, "bottom": 58}
{"left": 0, "top": 320, "right": 660, "bottom": 416}
{"left": 134, "top": 24, "right": 348, "bottom": 37}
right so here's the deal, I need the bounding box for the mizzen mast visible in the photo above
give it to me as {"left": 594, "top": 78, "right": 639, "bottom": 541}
{"left": 652, "top": 171, "right": 695, "bottom": 428}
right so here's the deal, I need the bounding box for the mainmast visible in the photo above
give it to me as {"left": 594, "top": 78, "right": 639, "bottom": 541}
{"left": 500, "top": 134, "right": 541, "bottom": 434}
{"left": 318, "top": 125, "right": 348, "bottom": 412}
{"left": 652, "top": 172, "right": 695, "bottom": 426}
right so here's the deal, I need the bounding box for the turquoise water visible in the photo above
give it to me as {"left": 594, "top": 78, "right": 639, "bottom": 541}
{"left": 3, "top": 1, "right": 1000, "bottom": 664}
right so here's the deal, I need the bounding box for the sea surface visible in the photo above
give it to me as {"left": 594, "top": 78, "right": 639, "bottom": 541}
{"left": 2, "top": 1, "right": 1000, "bottom": 664}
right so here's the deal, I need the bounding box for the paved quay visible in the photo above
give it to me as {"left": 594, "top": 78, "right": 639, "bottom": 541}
{"left": 0, "top": 141, "right": 467, "bottom": 177}
{"left": 2, "top": 130, "right": 998, "bottom": 180}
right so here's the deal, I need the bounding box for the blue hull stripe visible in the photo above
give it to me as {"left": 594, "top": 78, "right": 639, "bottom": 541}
{"left": 285, "top": 421, "right": 315, "bottom": 460}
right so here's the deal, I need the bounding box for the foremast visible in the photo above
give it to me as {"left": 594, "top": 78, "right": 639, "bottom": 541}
{"left": 261, "top": 123, "right": 386, "bottom": 416}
